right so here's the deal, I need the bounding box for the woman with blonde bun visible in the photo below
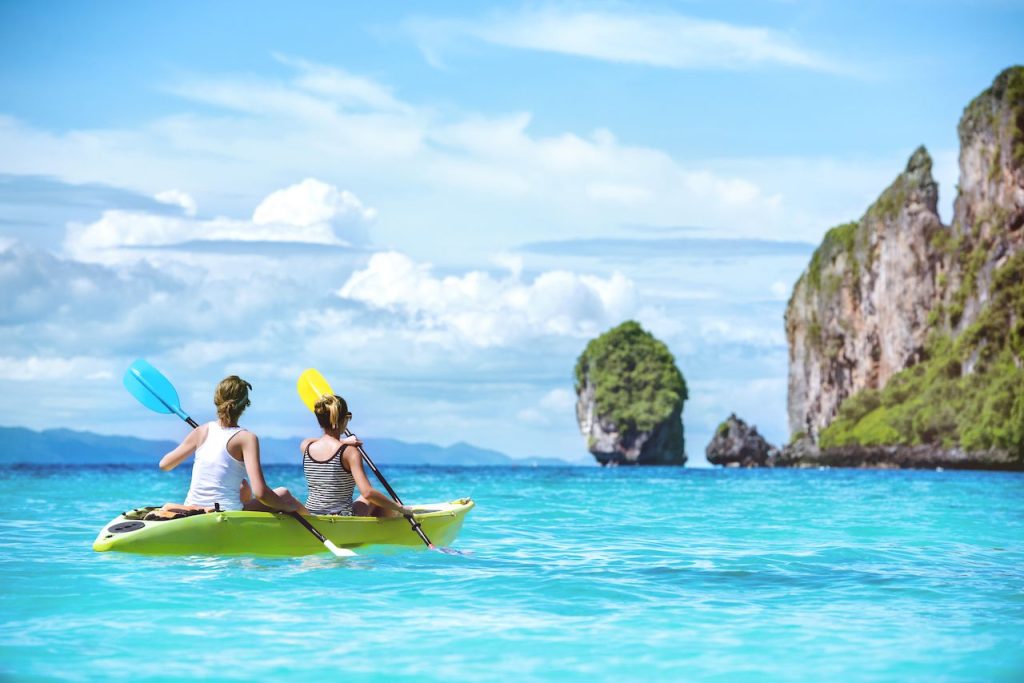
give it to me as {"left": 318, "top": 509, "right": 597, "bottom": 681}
{"left": 301, "top": 394, "right": 412, "bottom": 517}
{"left": 157, "top": 376, "right": 306, "bottom": 514}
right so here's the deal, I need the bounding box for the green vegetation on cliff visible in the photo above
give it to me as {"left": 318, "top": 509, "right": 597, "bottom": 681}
{"left": 961, "top": 66, "right": 1024, "bottom": 167}
{"left": 868, "top": 146, "right": 933, "bottom": 222}
{"left": 575, "top": 321, "right": 688, "bottom": 433}
{"left": 820, "top": 250, "right": 1024, "bottom": 458}
{"left": 796, "top": 148, "right": 935, "bottom": 310}
{"left": 802, "top": 69, "right": 1023, "bottom": 465}
{"left": 926, "top": 199, "right": 1016, "bottom": 330}
{"left": 805, "top": 221, "right": 860, "bottom": 292}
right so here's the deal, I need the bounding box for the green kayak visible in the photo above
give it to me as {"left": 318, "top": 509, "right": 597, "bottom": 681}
{"left": 92, "top": 498, "right": 474, "bottom": 556}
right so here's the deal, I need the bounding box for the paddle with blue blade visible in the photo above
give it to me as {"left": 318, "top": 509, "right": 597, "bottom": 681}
{"left": 123, "top": 359, "right": 356, "bottom": 558}
{"left": 124, "top": 359, "right": 199, "bottom": 428}
{"left": 297, "top": 368, "right": 461, "bottom": 554}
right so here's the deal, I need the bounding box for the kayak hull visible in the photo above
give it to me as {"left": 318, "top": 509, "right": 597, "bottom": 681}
{"left": 92, "top": 498, "right": 474, "bottom": 556}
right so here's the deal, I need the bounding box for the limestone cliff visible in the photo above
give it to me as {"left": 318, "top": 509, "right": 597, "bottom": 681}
{"left": 942, "top": 67, "right": 1024, "bottom": 338}
{"left": 575, "top": 321, "right": 687, "bottom": 466}
{"left": 785, "top": 147, "right": 944, "bottom": 441}
{"left": 785, "top": 66, "right": 1024, "bottom": 468}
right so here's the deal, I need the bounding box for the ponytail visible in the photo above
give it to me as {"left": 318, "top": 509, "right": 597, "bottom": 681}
{"left": 314, "top": 394, "right": 349, "bottom": 431}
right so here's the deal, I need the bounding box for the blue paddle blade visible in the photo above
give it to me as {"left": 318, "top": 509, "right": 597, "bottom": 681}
{"left": 123, "top": 359, "right": 186, "bottom": 419}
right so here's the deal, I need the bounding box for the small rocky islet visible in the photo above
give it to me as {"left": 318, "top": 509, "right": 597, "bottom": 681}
{"left": 705, "top": 415, "right": 780, "bottom": 468}
{"left": 574, "top": 321, "right": 687, "bottom": 466}
{"left": 577, "top": 66, "right": 1024, "bottom": 470}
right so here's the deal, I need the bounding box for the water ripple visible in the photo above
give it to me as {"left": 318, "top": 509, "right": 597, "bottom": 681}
{"left": 0, "top": 465, "right": 1022, "bottom": 681}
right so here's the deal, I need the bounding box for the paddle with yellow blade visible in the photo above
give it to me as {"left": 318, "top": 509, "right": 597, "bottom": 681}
{"left": 124, "top": 359, "right": 356, "bottom": 558}
{"left": 297, "top": 367, "right": 446, "bottom": 552}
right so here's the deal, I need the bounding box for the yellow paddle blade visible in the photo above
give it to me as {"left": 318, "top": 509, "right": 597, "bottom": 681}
{"left": 297, "top": 368, "right": 334, "bottom": 413}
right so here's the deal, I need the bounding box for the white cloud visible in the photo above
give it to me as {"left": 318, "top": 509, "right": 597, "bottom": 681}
{"left": 0, "top": 239, "right": 176, "bottom": 326}
{"left": 698, "top": 317, "right": 786, "bottom": 348}
{"left": 252, "top": 178, "right": 376, "bottom": 230}
{"left": 410, "top": 8, "right": 850, "bottom": 74}
{"left": 700, "top": 153, "right": 929, "bottom": 241}
{"left": 0, "top": 235, "right": 335, "bottom": 371}
{"left": 518, "top": 388, "right": 578, "bottom": 426}
{"left": 586, "top": 182, "right": 653, "bottom": 204}
{"left": 163, "top": 340, "right": 250, "bottom": 367}
{"left": 337, "top": 251, "right": 636, "bottom": 347}
{"left": 541, "top": 387, "right": 576, "bottom": 412}
{"left": 0, "top": 185, "right": 803, "bottom": 457}
{"left": 273, "top": 54, "right": 414, "bottom": 115}
{"left": 154, "top": 189, "right": 197, "bottom": 216}
{"left": 491, "top": 253, "right": 523, "bottom": 278}
{"left": 0, "top": 55, "right": 876, "bottom": 452}
{"left": 0, "top": 355, "right": 112, "bottom": 381}
{"left": 65, "top": 178, "right": 376, "bottom": 262}
{"left": 0, "top": 59, "right": 813, "bottom": 258}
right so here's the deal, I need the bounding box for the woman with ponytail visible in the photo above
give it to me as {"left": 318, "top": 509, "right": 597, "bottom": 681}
{"left": 156, "top": 376, "right": 306, "bottom": 514}
{"left": 301, "top": 394, "right": 412, "bottom": 517}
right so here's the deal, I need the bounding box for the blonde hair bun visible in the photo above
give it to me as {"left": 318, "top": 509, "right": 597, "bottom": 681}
{"left": 214, "top": 375, "right": 252, "bottom": 423}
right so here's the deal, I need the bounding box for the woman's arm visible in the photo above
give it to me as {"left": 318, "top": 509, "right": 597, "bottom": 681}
{"left": 159, "top": 425, "right": 206, "bottom": 471}
{"left": 345, "top": 448, "right": 410, "bottom": 515}
{"left": 237, "top": 432, "right": 297, "bottom": 512}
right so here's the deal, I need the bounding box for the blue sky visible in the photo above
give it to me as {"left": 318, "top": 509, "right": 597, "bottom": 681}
{"left": 1, "top": 1, "right": 1020, "bottom": 464}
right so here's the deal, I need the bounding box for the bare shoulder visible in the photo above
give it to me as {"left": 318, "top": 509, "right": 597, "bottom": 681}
{"left": 317, "top": 435, "right": 342, "bottom": 451}
{"left": 224, "top": 428, "right": 257, "bottom": 462}
{"left": 299, "top": 437, "right": 316, "bottom": 452}
{"left": 190, "top": 423, "right": 209, "bottom": 444}
{"left": 342, "top": 445, "right": 362, "bottom": 467}
{"left": 179, "top": 423, "right": 208, "bottom": 451}
{"left": 233, "top": 430, "right": 259, "bottom": 447}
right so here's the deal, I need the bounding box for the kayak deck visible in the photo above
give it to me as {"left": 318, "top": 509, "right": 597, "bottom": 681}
{"left": 92, "top": 498, "right": 474, "bottom": 556}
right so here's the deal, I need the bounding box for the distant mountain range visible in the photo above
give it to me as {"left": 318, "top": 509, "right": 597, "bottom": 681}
{"left": 0, "top": 426, "right": 575, "bottom": 467}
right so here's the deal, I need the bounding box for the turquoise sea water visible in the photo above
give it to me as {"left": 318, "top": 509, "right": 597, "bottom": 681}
{"left": 1, "top": 464, "right": 1023, "bottom": 682}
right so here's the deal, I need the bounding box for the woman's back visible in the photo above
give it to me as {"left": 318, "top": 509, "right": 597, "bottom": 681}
{"left": 185, "top": 422, "right": 247, "bottom": 510}
{"left": 303, "top": 437, "right": 356, "bottom": 515}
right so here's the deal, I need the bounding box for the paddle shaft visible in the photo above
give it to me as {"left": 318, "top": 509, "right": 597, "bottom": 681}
{"left": 345, "top": 428, "right": 435, "bottom": 549}
{"left": 287, "top": 510, "right": 346, "bottom": 552}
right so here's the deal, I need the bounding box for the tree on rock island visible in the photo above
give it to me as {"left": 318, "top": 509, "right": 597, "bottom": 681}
{"left": 575, "top": 321, "right": 688, "bottom": 466}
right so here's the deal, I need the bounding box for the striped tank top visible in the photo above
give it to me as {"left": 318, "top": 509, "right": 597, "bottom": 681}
{"left": 303, "top": 442, "right": 356, "bottom": 515}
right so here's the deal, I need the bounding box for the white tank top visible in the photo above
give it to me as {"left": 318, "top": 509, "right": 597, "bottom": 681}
{"left": 184, "top": 422, "right": 248, "bottom": 511}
